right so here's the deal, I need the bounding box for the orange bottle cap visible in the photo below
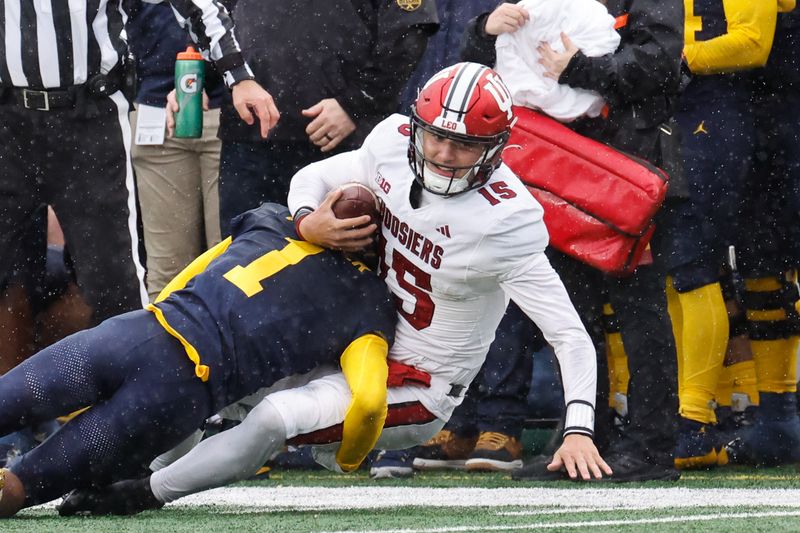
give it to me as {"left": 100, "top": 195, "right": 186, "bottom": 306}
{"left": 177, "top": 46, "right": 203, "bottom": 60}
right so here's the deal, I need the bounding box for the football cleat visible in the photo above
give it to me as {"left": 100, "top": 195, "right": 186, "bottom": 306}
{"left": 600, "top": 452, "right": 680, "bottom": 482}
{"left": 57, "top": 476, "right": 163, "bottom": 516}
{"left": 464, "top": 432, "right": 523, "bottom": 472}
{"left": 713, "top": 405, "right": 756, "bottom": 451}
{"left": 514, "top": 452, "right": 680, "bottom": 483}
{"left": 724, "top": 392, "right": 800, "bottom": 466}
{"left": 269, "top": 446, "right": 322, "bottom": 471}
{"left": 511, "top": 455, "right": 571, "bottom": 481}
{"left": 369, "top": 449, "right": 416, "bottom": 479}
{"left": 674, "top": 418, "right": 727, "bottom": 470}
{"left": 412, "top": 430, "right": 477, "bottom": 471}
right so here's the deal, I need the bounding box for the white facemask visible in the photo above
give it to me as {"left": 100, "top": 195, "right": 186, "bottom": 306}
{"left": 422, "top": 164, "right": 472, "bottom": 195}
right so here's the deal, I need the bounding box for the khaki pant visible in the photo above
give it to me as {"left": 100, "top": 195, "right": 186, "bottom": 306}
{"left": 130, "top": 107, "right": 222, "bottom": 301}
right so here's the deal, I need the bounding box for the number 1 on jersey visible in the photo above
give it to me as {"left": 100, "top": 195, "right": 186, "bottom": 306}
{"left": 224, "top": 239, "right": 324, "bottom": 297}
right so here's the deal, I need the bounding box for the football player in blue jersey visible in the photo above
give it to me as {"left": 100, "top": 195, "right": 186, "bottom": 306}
{"left": 723, "top": 2, "right": 800, "bottom": 467}
{"left": 668, "top": 0, "right": 784, "bottom": 469}
{"left": 0, "top": 203, "right": 395, "bottom": 518}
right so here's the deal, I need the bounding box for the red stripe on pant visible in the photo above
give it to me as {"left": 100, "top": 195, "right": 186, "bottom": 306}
{"left": 287, "top": 401, "right": 436, "bottom": 446}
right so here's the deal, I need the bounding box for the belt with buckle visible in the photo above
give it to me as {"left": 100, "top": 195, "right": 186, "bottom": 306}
{"left": 2, "top": 69, "right": 124, "bottom": 111}
{"left": 3, "top": 87, "right": 76, "bottom": 111}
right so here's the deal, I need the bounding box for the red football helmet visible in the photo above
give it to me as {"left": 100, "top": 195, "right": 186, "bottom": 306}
{"left": 409, "top": 62, "right": 514, "bottom": 196}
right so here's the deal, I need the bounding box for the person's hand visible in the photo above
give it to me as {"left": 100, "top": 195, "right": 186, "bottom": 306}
{"left": 301, "top": 98, "right": 357, "bottom": 153}
{"left": 538, "top": 32, "right": 580, "bottom": 80}
{"left": 484, "top": 3, "right": 530, "bottom": 36}
{"left": 165, "top": 89, "right": 210, "bottom": 138}
{"left": 547, "top": 434, "right": 612, "bottom": 480}
{"left": 231, "top": 80, "right": 280, "bottom": 138}
{"left": 297, "top": 189, "right": 377, "bottom": 252}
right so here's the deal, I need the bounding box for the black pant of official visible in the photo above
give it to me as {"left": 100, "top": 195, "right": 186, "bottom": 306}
{"left": 0, "top": 90, "right": 146, "bottom": 323}
{"left": 547, "top": 249, "right": 679, "bottom": 467}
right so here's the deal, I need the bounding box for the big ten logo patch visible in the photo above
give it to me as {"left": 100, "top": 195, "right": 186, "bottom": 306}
{"left": 375, "top": 172, "right": 391, "bottom": 194}
{"left": 180, "top": 74, "right": 199, "bottom": 94}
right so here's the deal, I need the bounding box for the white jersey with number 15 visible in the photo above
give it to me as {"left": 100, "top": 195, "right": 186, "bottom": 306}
{"left": 289, "top": 114, "right": 595, "bottom": 421}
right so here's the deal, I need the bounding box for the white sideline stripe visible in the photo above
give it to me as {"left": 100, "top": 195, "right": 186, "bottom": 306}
{"left": 323, "top": 511, "right": 800, "bottom": 533}
{"left": 35, "top": 487, "right": 800, "bottom": 511}
{"left": 169, "top": 487, "right": 800, "bottom": 510}
{"left": 498, "top": 508, "right": 598, "bottom": 515}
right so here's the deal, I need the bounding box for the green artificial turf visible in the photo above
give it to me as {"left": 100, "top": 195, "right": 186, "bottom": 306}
{"left": 6, "top": 468, "right": 800, "bottom": 532}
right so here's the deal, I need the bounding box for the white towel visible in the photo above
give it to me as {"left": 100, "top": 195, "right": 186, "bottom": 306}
{"left": 495, "top": 0, "right": 620, "bottom": 121}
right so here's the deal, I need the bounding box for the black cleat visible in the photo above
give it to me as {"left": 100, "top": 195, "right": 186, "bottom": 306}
{"left": 511, "top": 455, "right": 570, "bottom": 481}
{"left": 724, "top": 393, "right": 800, "bottom": 467}
{"left": 599, "top": 452, "right": 680, "bottom": 482}
{"left": 57, "top": 476, "right": 164, "bottom": 516}
{"left": 513, "top": 452, "right": 679, "bottom": 482}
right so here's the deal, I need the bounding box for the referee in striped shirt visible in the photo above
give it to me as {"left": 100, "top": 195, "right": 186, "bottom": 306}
{"left": 0, "top": 0, "right": 278, "bottom": 372}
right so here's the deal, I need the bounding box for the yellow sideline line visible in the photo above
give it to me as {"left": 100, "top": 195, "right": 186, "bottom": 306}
{"left": 681, "top": 474, "right": 798, "bottom": 481}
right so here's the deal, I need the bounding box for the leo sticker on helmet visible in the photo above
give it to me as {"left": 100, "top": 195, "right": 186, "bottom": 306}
{"left": 180, "top": 74, "right": 199, "bottom": 94}
{"left": 396, "top": 0, "right": 422, "bottom": 11}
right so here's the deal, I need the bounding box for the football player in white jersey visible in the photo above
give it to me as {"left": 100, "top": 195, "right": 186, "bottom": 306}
{"left": 58, "top": 63, "right": 610, "bottom": 517}
{"left": 290, "top": 62, "right": 608, "bottom": 476}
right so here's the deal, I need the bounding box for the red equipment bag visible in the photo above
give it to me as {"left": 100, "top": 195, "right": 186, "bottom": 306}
{"left": 503, "top": 106, "right": 669, "bottom": 275}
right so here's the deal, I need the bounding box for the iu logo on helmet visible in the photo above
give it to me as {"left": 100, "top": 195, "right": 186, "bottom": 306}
{"left": 483, "top": 73, "right": 513, "bottom": 121}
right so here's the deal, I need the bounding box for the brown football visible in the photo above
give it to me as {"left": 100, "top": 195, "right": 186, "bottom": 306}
{"left": 0, "top": 469, "right": 25, "bottom": 517}
{"left": 332, "top": 183, "right": 380, "bottom": 226}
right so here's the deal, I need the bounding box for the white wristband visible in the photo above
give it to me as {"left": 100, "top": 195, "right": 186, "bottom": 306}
{"left": 563, "top": 400, "right": 595, "bottom": 438}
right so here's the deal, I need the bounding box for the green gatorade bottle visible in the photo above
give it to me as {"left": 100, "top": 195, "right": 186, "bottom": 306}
{"left": 174, "top": 46, "right": 205, "bottom": 138}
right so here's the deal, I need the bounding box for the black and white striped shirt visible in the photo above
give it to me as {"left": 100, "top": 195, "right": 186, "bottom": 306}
{"left": 0, "top": 0, "right": 253, "bottom": 89}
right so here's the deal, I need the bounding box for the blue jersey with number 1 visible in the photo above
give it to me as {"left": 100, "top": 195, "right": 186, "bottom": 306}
{"left": 151, "top": 203, "right": 396, "bottom": 411}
